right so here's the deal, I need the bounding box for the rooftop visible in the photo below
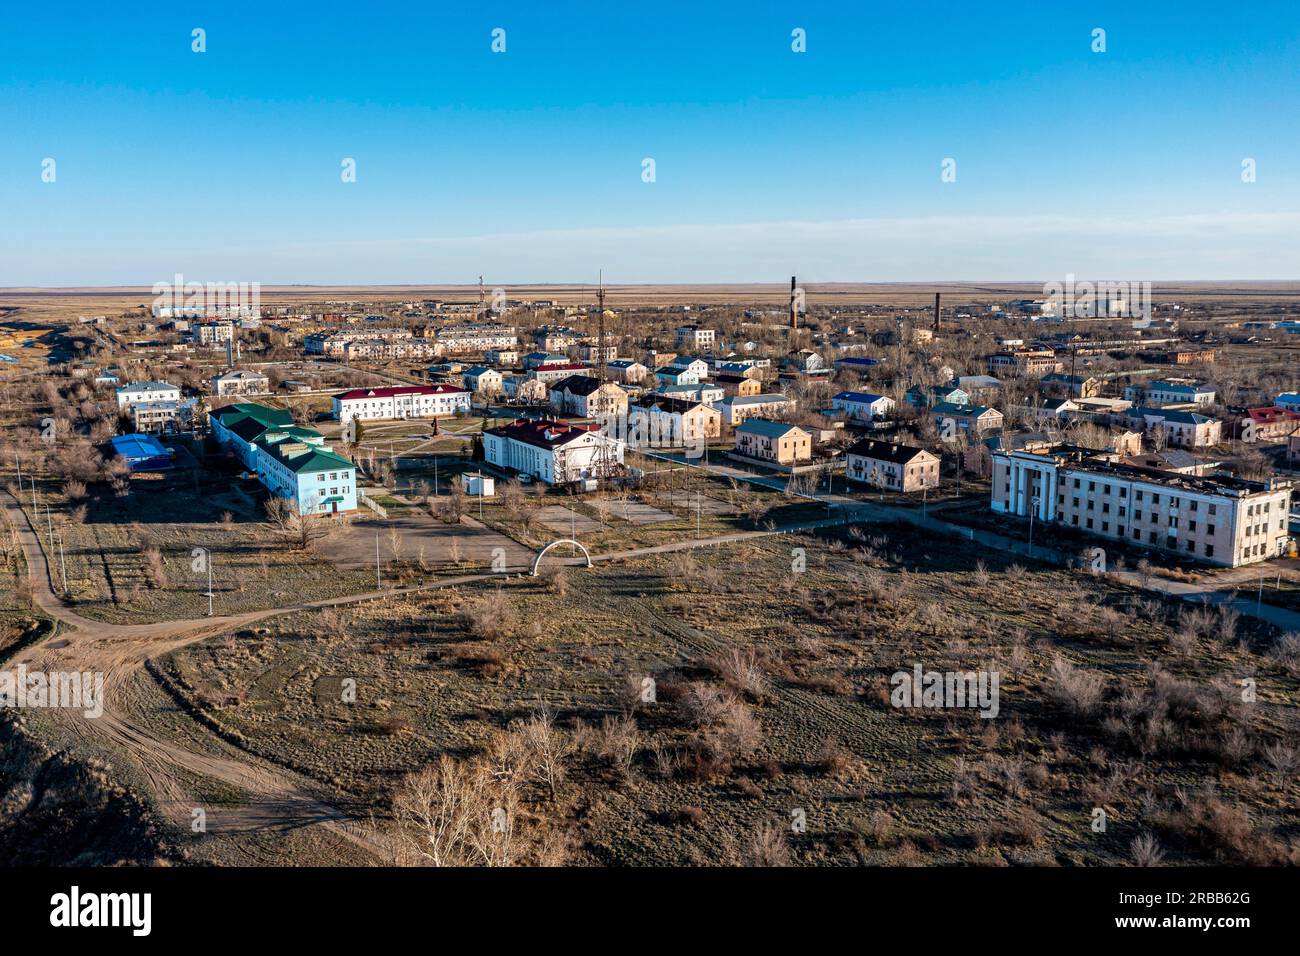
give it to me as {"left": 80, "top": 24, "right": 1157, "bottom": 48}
{"left": 335, "top": 384, "right": 468, "bottom": 401}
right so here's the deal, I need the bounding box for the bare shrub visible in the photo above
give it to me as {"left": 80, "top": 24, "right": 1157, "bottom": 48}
{"left": 142, "top": 546, "right": 168, "bottom": 588}
{"left": 391, "top": 754, "right": 566, "bottom": 867}
{"left": 597, "top": 715, "right": 640, "bottom": 778}
{"left": 1266, "top": 632, "right": 1300, "bottom": 676}
{"left": 1160, "top": 789, "right": 1281, "bottom": 865}
{"left": 462, "top": 589, "right": 516, "bottom": 642}
{"left": 498, "top": 708, "right": 573, "bottom": 802}
{"left": 709, "top": 645, "right": 770, "bottom": 700}
{"left": 539, "top": 564, "right": 569, "bottom": 597}
{"left": 316, "top": 607, "right": 348, "bottom": 642}
{"left": 1261, "top": 741, "right": 1298, "bottom": 787}
{"left": 1129, "top": 831, "right": 1165, "bottom": 866}
{"left": 747, "top": 818, "right": 792, "bottom": 867}
{"left": 815, "top": 737, "right": 851, "bottom": 778}
{"left": 677, "top": 681, "right": 733, "bottom": 728}
{"left": 1045, "top": 655, "right": 1105, "bottom": 718}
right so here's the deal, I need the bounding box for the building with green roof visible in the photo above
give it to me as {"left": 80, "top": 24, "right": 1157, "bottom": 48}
{"left": 211, "top": 403, "right": 357, "bottom": 514}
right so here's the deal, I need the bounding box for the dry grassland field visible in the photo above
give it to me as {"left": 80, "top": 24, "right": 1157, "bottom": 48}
{"left": 112, "top": 524, "right": 1296, "bottom": 868}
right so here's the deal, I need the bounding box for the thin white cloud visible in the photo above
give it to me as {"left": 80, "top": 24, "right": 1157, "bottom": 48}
{"left": 6, "top": 212, "right": 1300, "bottom": 285}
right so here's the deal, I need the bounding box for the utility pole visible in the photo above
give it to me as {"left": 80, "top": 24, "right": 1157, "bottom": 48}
{"left": 57, "top": 532, "right": 68, "bottom": 597}
{"left": 375, "top": 532, "right": 382, "bottom": 589}
{"left": 696, "top": 491, "right": 701, "bottom": 539}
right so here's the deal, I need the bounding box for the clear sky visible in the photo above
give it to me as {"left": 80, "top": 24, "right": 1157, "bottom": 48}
{"left": 2, "top": 1, "right": 1298, "bottom": 285}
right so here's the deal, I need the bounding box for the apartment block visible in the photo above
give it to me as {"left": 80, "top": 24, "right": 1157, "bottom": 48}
{"left": 991, "top": 446, "right": 1293, "bottom": 567}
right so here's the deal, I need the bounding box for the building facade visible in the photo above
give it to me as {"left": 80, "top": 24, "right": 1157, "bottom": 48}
{"left": 991, "top": 447, "right": 1293, "bottom": 567}
{"left": 332, "top": 384, "right": 471, "bottom": 422}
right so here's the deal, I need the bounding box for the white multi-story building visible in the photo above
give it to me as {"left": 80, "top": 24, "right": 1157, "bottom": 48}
{"left": 484, "top": 418, "right": 625, "bottom": 485}
{"left": 436, "top": 323, "right": 519, "bottom": 353}
{"left": 991, "top": 446, "right": 1293, "bottom": 567}
{"left": 191, "top": 321, "right": 235, "bottom": 346}
{"left": 1124, "top": 378, "right": 1217, "bottom": 407}
{"left": 342, "top": 337, "right": 443, "bottom": 361}
{"left": 830, "top": 391, "right": 895, "bottom": 422}
{"left": 675, "top": 325, "right": 716, "bottom": 351}
{"left": 530, "top": 362, "right": 589, "bottom": 385}
{"left": 304, "top": 328, "right": 413, "bottom": 355}
{"left": 116, "top": 381, "right": 181, "bottom": 412}
{"left": 332, "top": 384, "right": 471, "bottom": 422}
{"left": 211, "top": 369, "right": 270, "bottom": 397}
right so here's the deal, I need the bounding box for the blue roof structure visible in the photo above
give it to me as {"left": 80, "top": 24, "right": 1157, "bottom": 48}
{"left": 111, "top": 433, "right": 173, "bottom": 471}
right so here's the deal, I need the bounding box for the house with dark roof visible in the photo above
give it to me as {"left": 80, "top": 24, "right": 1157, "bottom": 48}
{"left": 932, "top": 402, "right": 1005, "bottom": 436}
{"left": 549, "top": 375, "right": 629, "bottom": 419}
{"left": 629, "top": 395, "right": 721, "bottom": 447}
{"left": 1121, "top": 406, "right": 1222, "bottom": 448}
{"left": 845, "top": 439, "right": 939, "bottom": 492}
{"left": 483, "top": 418, "right": 624, "bottom": 485}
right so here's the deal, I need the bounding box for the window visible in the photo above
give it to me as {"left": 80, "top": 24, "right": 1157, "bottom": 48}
{"left": 1205, "top": 544, "right": 1214, "bottom": 557}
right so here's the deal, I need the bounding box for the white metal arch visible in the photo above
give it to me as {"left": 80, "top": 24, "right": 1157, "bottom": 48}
{"left": 530, "top": 538, "right": 593, "bottom": 575}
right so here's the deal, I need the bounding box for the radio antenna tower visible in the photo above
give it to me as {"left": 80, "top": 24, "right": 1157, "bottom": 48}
{"left": 597, "top": 270, "right": 607, "bottom": 382}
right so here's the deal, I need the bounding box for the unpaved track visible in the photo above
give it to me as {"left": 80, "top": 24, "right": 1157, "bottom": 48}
{"left": 2, "top": 489, "right": 825, "bottom": 863}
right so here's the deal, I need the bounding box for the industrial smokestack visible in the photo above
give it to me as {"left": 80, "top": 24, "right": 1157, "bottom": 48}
{"left": 790, "top": 276, "right": 798, "bottom": 329}
{"left": 933, "top": 292, "right": 941, "bottom": 332}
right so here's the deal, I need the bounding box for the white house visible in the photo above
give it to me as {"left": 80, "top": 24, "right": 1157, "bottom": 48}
{"left": 830, "top": 391, "right": 895, "bottom": 422}
{"left": 116, "top": 381, "right": 181, "bottom": 412}
{"left": 211, "top": 369, "right": 270, "bottom": 397}
{"left": 464, "top": 366, "right": 504, "bottom": 396}
{"left": 483, "top": 418, "right": 625, "bottom": 485}
{"left": 332, "top": 384, "right": 471, "bottom": 422}
{"left": 655, "top": 365, "right": 704, "bottom": 386}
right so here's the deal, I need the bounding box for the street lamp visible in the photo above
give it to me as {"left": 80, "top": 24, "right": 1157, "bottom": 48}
{"left": 1028, "top": 495, "right": 1041, "bottom": 551}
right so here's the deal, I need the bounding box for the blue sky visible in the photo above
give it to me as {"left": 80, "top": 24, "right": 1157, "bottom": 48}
{"left": 1, "top": 1, "right": 1298, "bottom": 284}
